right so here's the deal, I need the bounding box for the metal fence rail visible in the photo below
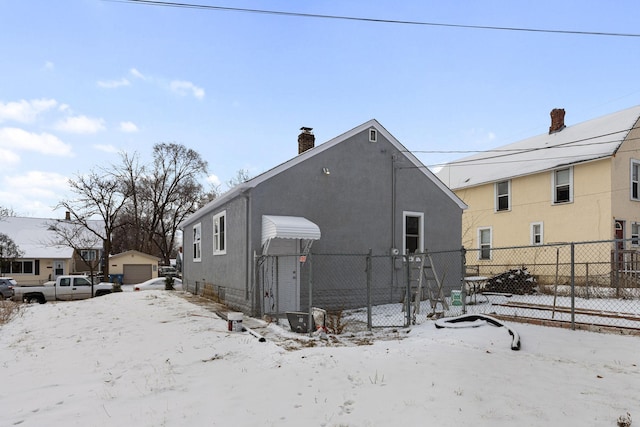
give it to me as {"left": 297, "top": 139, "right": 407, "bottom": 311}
{"left": 255, "top": 239, "right": 640, "bottom": 334}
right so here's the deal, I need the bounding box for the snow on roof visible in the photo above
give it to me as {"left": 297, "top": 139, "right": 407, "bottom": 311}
{"left": 0, "top": 216, "right": 104, "bottom": 259}
{"left": 436, "top": 105, "right": 640, "bottom": 190}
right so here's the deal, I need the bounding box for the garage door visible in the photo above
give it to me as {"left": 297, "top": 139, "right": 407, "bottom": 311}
{"left": 123, "top": 264, "right": 152, "bottom": 284}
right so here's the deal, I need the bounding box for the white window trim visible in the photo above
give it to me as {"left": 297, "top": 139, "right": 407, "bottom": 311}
{"left": 552, "top": 166, "right": 573, "bottom": 204}
{"left": 631, "top": 159, "right": 640, "bottom": 201}
{"left": 80, "top": 249, "right": 97, "bottom": 261}
{"left": 402, "top": 211, "right": 424, "bottom": 255}
{"left": 478, "top": 227, "right": 492, "bottom": 260}
{"left": 369, "top": 128, "right": 377, "bottom": 143}
{"left": 632, "top": 222, "right": 640, "bottom": 247}
{"left": 193, "top": 223, "right": 202, "bottom": 262}
{"left": 213, "top": 211, "right": 227, "bottom": 255}
{"left": 1, "top": 259, "right": 35, "bottom": 275}
{"left": 530, "top": 222, "right": 544, "bottom": 245}
{"left": 494, "top": 180, "right": 511, "bottom": 212}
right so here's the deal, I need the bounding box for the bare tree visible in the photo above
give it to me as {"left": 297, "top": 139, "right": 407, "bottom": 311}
{"left": 142, "top": 143, "right": 208, "bottom": 265}
{"left": 226, "top": 168, "right": 250, "bottom": 189}
{"left": 0, "top": 206, "right": 22, "bottom": 275}
{"left": 112, "top": 152, "right": 154, "bottom": 255}
{"left": 57, "top": 168, "right": 130, "bottom": 280}
{"left": 45, "top": 220, "right": 103, "bottom": 285}
{"left": 0, "top": 233, "right": 23, "bottom": 275}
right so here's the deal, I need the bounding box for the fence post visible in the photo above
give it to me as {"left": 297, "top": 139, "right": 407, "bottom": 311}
{"left": 366, "top": 249, "right": 372, "bottom": 331}
{"left": 405, "top": 256, "right": 411, "bottom": 327}
{"left": 307, "top": 254, "right": 314, "bottom": 337}
{"left": 275, "top": 256, "right": 279, "bottom": 326}
{"left": 570, "top": 243, "right": 575, "bottom": 330}
{"left": 461, "top": 247, "right": 467, "bottom": 314}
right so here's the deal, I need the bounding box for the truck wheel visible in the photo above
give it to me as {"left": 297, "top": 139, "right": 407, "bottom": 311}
{"left": 24, "top": 295, "right": 45, "bottom": 304}
{"left": 95, "top": 290, "right": 111, "bottom": 297}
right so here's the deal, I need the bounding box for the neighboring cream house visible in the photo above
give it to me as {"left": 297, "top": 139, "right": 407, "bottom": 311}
{"left": 436, "top": 105, "right": 640, "bottom": 255}
{"left": 0, "top": 216, "right": 104, "bottom": 285}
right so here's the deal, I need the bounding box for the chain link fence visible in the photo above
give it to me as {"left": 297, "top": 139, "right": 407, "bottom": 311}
{"left": 257, "top": 249, "right": 465, "bottom": 331}
{"left": 256, "top": 239, "right": 640, "bottom": 335}
{"left": 464, "top": 240, "right": 640, "bottom": 333}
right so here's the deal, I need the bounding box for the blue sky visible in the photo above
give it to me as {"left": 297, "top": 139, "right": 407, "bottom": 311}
{"left": 1, "top": 0, "right": 639, "bottom": 218}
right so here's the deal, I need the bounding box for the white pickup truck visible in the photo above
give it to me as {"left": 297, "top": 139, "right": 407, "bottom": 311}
{"left": 12, "top": 275, "right": 114, "bottom": 304}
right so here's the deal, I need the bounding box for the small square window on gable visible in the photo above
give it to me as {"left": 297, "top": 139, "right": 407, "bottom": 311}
{"left": 369, "top": 128, "right": 377, "bottom": 143}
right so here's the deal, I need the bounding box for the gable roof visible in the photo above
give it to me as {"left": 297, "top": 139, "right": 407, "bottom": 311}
{"left": 182, "top": 119, "right": 467, "bottom": 227}
{"left": 109, "top": 250, "right": 160, "bottom": 262}
{"left": 436, "top": 105, "right": 640, "bottom": 190}
{"left": 0, "top": 216, "right": 104, "bottom": 259}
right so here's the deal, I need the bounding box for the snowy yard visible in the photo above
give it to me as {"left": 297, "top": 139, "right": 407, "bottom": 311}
{"left": 1, "top": 291, "right": 639, "bottom": 426}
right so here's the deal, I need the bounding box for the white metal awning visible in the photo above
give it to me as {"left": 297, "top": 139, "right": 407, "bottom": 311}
{"left": 261, "top": 215, "right": 321, "bottom": 253}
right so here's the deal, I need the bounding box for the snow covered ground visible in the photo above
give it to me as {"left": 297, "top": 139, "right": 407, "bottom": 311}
{"left": 1, "top": 290, "right": 639, "bottom": 426}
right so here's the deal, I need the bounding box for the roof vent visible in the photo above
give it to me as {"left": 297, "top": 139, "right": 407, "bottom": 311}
{"left": 549, "top": 108, "right": 566, "bottom": 134}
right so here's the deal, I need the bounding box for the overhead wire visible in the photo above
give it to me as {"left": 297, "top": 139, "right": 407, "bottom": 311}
{"left": 401, "top": 129, "right": 640, "bottom": 169}
{"left": 105, "top": 0, "right": 640, "bottom": 38}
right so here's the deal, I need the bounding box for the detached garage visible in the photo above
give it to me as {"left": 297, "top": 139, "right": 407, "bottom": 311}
{"left": 109, "top": 250, "right": 160, "bottom": 284}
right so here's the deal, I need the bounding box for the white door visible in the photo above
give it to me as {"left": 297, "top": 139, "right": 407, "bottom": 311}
{"left": 53, "top": 260, "right": 65, "bottom": 279}
{"left": 267, "top": 239, "right": 300, "bottom": 313}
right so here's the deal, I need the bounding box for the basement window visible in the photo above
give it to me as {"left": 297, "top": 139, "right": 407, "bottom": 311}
{"left": 531, "top": 222, "right": 543, "bottom": 245}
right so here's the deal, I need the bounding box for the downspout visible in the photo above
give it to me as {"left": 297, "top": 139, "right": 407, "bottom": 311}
{"left": 391, "top": 154, "right": 398, "bottom": 288}
{"left": 242, "top": 190, "right": 253, "bottom": 313}
{"left": 391, "top": 153, "right": 397, "bottom": 251}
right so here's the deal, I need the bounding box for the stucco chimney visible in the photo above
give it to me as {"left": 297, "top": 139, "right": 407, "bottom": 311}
{"left": 298, "top": 127, "right": 315, "bottom": 154}
{"left": 549, "top": 108, "right": 566, "bottom": 134}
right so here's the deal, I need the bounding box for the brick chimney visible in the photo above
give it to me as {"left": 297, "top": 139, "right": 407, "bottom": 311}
{"left": 298, "top": 127, "right": 315, "bottom": 154}
{"left": 549, "top": 108, "right": 566, "bottom": 134}
{"left": 65, "top": 211, "right": 71, "bottom": 221}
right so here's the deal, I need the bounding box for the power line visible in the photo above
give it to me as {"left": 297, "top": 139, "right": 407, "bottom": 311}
{"left": 405, "top": 128, "right": 640, "bottom": 167}
{"left": 106, "top": 0, "right": 640, "bottom": 38}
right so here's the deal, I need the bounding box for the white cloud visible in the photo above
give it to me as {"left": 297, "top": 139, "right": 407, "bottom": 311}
{"left": 5, "top": 170, "right": 68, "bottom": 196}
{"left": 0, "top": 127, "right": 73, "bottom": 156}
{"left": 97, "top": 78, "right": 130, "bottom": 89}
{"left": 170, "top": 80, "right": 205, "bottom": 99}
{"left": 0, "top": 171, "right": 70, "bottom": 217}
{"left": 0, "top": 98, "right": 58, "bottom": 123}
{"left": 94, "top": 144, "right": 119, "bottom": 153}
{"left": 55, "top": 115, "right": 105, "bottom": 134}
{"left": 130, "top": 68, "right": 145, "bottom": 80}
{"left": 0, "top": 148, "right": 20, "bottom": 165}
{"left": 44, "top": 61, "right": 54, "bottom": 70}
{"left": 206, "top": 174, "right": 221, "bottom": 186}
{"left": 119, "top": 121, "right": 138, "bottom": 133}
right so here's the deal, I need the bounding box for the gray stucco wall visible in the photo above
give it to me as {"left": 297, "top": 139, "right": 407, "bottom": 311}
{"left": 248, "top": 129, "right": 461, "bottom": 255}
{"left": 182, "top": 126, "right": 463, "bottom": 315}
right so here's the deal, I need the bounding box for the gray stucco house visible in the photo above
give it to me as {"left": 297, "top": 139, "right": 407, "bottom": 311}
{"left": 180, "top": 120, "right": 466, "bottom": 316}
